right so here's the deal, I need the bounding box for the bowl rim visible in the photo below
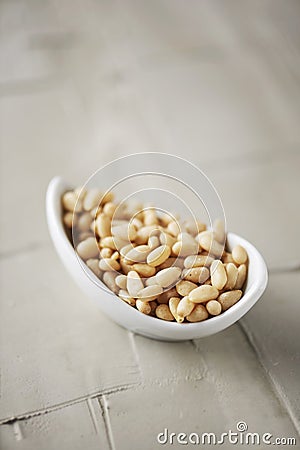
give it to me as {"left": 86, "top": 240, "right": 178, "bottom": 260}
{"left": 46, "top": 176, "right": 268, "bottom": 335}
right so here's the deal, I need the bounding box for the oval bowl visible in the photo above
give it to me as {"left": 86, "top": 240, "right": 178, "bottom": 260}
{"left": 46, "top": 176, "right": 268, "bottom": 341}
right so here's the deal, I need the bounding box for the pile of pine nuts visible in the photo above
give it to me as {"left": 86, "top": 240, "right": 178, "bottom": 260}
{"left": 62, "top": 187, "right": 248, "bottom": 323}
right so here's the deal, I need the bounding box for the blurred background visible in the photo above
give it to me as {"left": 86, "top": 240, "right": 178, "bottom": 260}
{"left": 1, "top": 1, "right": 300, "bottom": 449}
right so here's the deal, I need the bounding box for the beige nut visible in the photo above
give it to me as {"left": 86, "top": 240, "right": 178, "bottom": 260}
{"left": 186, "top": 304, "right": 208, "bottom": 322}
{"left": 99, "top": 258, "right": 120, "bottom": 271}
{"left": 183, "top": 254, "right": 214, "bottom": 269}
{"left": 182, "top": 267, "right": 210, "bottom": 284}
{"left": 96, "top": 214, "right": 111, "bottom": 238}
{"left": 155, "top": 267, "right": 181, "bottom": 288}
{"left": 147, "top": 245, "right": 171, "bottom": 267}
{"left": 206, "top": 300, "right": 222, "bottom": 316}
{"left": 127, "top": 271, "right": 144, "bottom": 297}
{"left": 210, "top": 260, "right": 227, "bottom": 290}
{"left": 83, "top": 188, "right": 103, "bottom": 211}
{"left": 177, "top": 296, "right": 195, "bottom": 319}
{"left": 169, "top": 297, "right": 182, "bottom": 322}
{"left": 103, "top": 271, "right": 118, "bottom": 293}
{"left": 155, "top": 304, "right": 174, "bottom": 321}
{"left": 232, "top": 245, "right": 248, "bottom": 265}
{"left": 188, "top": 285, "right": 219, "bottom": 303}
{"left": 224, "top": 263, "right": 238, "bottom": 290}
{"left": 137, "top": 285, "right": 163, "bottom": 302}
{"left": 197, "top": 231, "right": 223, "bottom": 257}
{"left": 77, "top": 237, "right": 99, "bottom": 260}
{"left": 86, "top": 259, "right": 102, "bottom": 278}
{"left": 176, "top": 280, "right": 197, "bottom": 297}
{"left": 132, "top": 263, "right": 156, "bottom": 277}
{"left": 218, "top": 290, "right": 243, "bottom": 311}
{"left": 235, "top": 264, "right": 247, "bottom": 289}
{"left": 136, "top": 299, "right": 151, "bottom": 315}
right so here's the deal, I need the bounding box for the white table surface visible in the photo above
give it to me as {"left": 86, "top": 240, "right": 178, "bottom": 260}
{"left": 0, "top": 1, "right": 299, "bottom": 449}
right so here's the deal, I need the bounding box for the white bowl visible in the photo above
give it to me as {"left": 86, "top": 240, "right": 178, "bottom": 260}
{"left": 46, "top": 176, "right": 268, "bottom": 341}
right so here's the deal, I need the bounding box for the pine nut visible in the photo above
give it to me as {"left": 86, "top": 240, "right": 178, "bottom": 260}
{"left": 147, "top": 245, "right": 171, "bottom": 267}
{"left": 184, "top": 254, "right": 214, "bottom": 269}
{"left": 213, "top": 218, "right": 225, "bottom": 243}
{"left": 102, "top": 202, "right": 117, "bottom": 218}
{"left": 173, "top": 232, "right": 199, "bottom": 257}
{"left": 148, "top": 235, "right": 160, "bottom": 249}
{"left": 210, "top": 260, "right": 227, "bottom": 290}
{"left": 77, "top": 213, "right": 92, "bottom": 232}
{"left": 125, "top": 245, "right": 152, "bottom": 263}
{"left": 188, "top": 285, "right": 219, "bottom": 303}
{"left": 177, "top": 296, "right": 195, "bottom": 319}
{"left": 176, "top": 280, "right": 197, "bottom": 297}
{"left": 145, "top": 276, "right": 158, "bottom": 286}
{"left": 186, "top": 305, "right": 208, "bottom": 322}
{"left": 235, "top": 264, "right": 247, "bottom": 289}
{"left": 115, "top": 274, "right": 127, "bottom": 289}
{"left": 232, "top": 245, "right": 248, "bottom": 265}
{"left": 155, "top": 267, "right": 181, "bottom": 288}
{"left": 62, "top": 191, "right": 82, "bottom": 213}
{"left": 83, "top": 188, "right": 103, "bottom": 211}
{"left": 206, "top": 300, "right": 222, "bottom": 316}
{"left": 77, "top": 237, "right": 99, "bottom": 260}
{"left": 99, "top": 258, "right": 120, "bottom": 271}
{"left": 167, "top": 220, "right": 181, "bottom": 237}
{"left": 63, "top": 212, "right": 76, "bottom": 228}
{"left": 132, "top": 263, "right": 156, "bottom": 277}
{"left": 218, "top": 290, "right": 242, "bottom": 311}
{"left": 100, "top": 236, "right": 117, "bottom": 250}
{"left": 136, "top": 299, "right": 151, "bottom": 314}
{"left": 144, "top": 208, "right": 158, "bottom": 226}
{"left": 169, "top": 297, "right": 182, "bottom": 322}
{"left": 155, "top": 304, "right": 174, "bottom": 321}
{"left": 127, "top": 271, "right": 144, "bottom": 297}
{"left": 103, "top": 271, "right": 118, "bottom": 293}
{"left": 86, "top": 259, "right": 102, "bottom": 278}
{"left": 100, "top": 247, "right": 113, "bottom": 259}
{"left": 137, "top": 284, "right": 163, "bottom": 301}
{"left": 182, "top": 267, "right": 210, "bottom": 284}
{"left": 197, "top": 231, "right": 223, "bottom": 257}
{"left": 224, "top": 263, "right": 238, "bottom": 290}
{"left": 120, "top": 243, "right": 134, "bottom": 258}
{"left": 96, "top": 214, "right": 111, "bottom": 238}
{"left": 159, "top": 231, "right": 176, "bottom": 247}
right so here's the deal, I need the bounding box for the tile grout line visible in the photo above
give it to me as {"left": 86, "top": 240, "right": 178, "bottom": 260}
{"left": 86, "top": 398, "right": 102, "bottom": 435}
{"left": 12, "top": 421, "right": 23, "bottom": 441}
{"left": 0, "top": 383, "right": 138, "bottom": 426}
{"left": 239, "top": 320, "right": 300, "bottom": 437}
{"left": 99, "top": 395, "right": 116, "bottom": 450}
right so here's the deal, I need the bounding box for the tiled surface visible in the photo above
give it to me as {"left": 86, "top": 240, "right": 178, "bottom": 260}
{"left": 241, "top": 271, "right": 300, "bottom": 428}
{"left": 1, "top": 0, "right": 300, "bottom": 449}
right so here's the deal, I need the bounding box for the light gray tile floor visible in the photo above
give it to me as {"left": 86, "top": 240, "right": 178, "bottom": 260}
{"left": 0, "top": 0, "right": 299, "bottom": 449}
